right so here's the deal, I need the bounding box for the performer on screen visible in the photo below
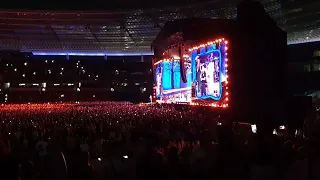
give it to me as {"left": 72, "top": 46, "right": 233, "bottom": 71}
{"left": 156, "top": 68, "right": 162, "bottom": 97}
{"left": 214, "top": 59, "right": 220, "bottom": 83}
{"left": 196, "top": 57, "right": 201, "bottom": 95}
{"left": 200, "top": 64, "right": 207, "bottom": 96}
{"left": 213, "top": 57, "right": 220, "bottom": 96}
{"left": 206, "top": 53, "right": 220, "bottom": 97}
{"left": 207, "top": 61, "right": 215, "bottom": 95}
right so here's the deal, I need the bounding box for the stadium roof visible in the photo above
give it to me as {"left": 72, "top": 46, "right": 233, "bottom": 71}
{"left": 0, "top": 0, "right": 319, "bottom": 55}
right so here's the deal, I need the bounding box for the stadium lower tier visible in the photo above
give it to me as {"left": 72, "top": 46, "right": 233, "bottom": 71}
{"left": 0, "top": 90, "right": 151, "bottom": 103}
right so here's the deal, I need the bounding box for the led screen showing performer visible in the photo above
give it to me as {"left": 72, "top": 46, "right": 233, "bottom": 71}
{"left": 195, "top": 51, "right": 221, "bottom": 99}
{"left": 154, "top": 38, "right": 229, "bottom": 107}
{"left": 193, "top": 40, "right": 228, "bottom": 101}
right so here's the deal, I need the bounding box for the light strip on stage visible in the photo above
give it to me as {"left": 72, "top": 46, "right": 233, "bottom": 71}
{"left": 31, "top": 52, "right": 154, "bottom": 56}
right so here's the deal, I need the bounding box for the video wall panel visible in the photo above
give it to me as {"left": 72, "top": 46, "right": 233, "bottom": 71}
{"left": 154, "top": 38, "right": 229, "bottom": 107}
{"left": 155, "top": 59, "right": 192, "bottom": 103}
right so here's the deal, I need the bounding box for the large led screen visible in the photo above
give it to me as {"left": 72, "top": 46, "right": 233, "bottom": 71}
{"left": 154, "top": 38, "right": 229, "bottom": 107}
{"left": 193, "top": 40, "right": 228, "bottom": 104}
{"left": 155, "top": 59, "right": 192, "bottom": 103}
{"left": 195, "top": 53, "right": 225, "bottom": 99}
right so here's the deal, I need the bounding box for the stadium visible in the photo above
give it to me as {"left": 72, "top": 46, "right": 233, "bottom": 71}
{"left": 0, "top": 0, "right": 319, "bottom": 103}
{"left": 0, "top": 1, "right": 320, "bottom": 180}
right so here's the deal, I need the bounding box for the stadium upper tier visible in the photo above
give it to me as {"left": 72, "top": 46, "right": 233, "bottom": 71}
{"left": 0, "top": 0, "right": 319, "bottom": 55}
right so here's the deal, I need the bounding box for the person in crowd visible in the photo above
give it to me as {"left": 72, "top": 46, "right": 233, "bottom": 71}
{"left": 36, "top": 136, "right": 49, "bottom": 158}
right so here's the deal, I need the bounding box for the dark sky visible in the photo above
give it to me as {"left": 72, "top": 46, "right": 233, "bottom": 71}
{"left": 2, "top": 0, "right": 224, "bottom": 11}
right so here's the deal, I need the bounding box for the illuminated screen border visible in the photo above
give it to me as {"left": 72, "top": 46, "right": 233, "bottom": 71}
{"left": 153, "top": 38, "right": 229, "bottom": 108}
{"left": 189, "top": 38, "right": 229, "bottom": 108}
{"left": 194, "top": 49, "right": 223, "bottom": 101}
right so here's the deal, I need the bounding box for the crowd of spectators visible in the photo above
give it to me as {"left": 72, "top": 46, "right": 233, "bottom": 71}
{"left": 0, "top": 101, "right": 320, "bottom": 180}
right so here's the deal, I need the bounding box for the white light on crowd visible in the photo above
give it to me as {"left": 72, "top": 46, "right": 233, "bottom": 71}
{"left": 60, "top": 72, "right": 63, "bottom": 75}
{"left": 45, "top": 60, "right": 48, "bottom": 63}
{"left": 110, "top": 88, "right": 115, "bottom": 92}
{"left": 93, "top": 95, "right": 96, "bottom": 98}
{"left": 33, "top": 72, "right": 36, "bottom": 75}
{"left": 14, "top": 68, "right": 17, "bottom": 72}
{"left": 60, "top": 94, "right": 64, "bottom": 98}
{"left": 41, "top": 88, "right": 46, "bottom": 92}
{"left": 140, "top": 87, "right": 146, "bottom": 93}
{"left": 76, "top": 88, "right": 81, "bottom": 92}
{"left": 22, "top": 74, "right": 25, "bottom": 77}
{"left": 24, "top": 62, "right": 28, "bottom": 66}
{"left": 273, "top": 129, "right": 277, "bottom": 135}
{"left": 61, "top": 67, "right": 64, "bottom": 71}
{"left": 4, "top": 83, "right": 10, "bottom": 89}
{"left": 48, "top": 70, "right": 51, "bottom": 74}
{"left": 52, "top": 60, "right": 54, "bottom": 63}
